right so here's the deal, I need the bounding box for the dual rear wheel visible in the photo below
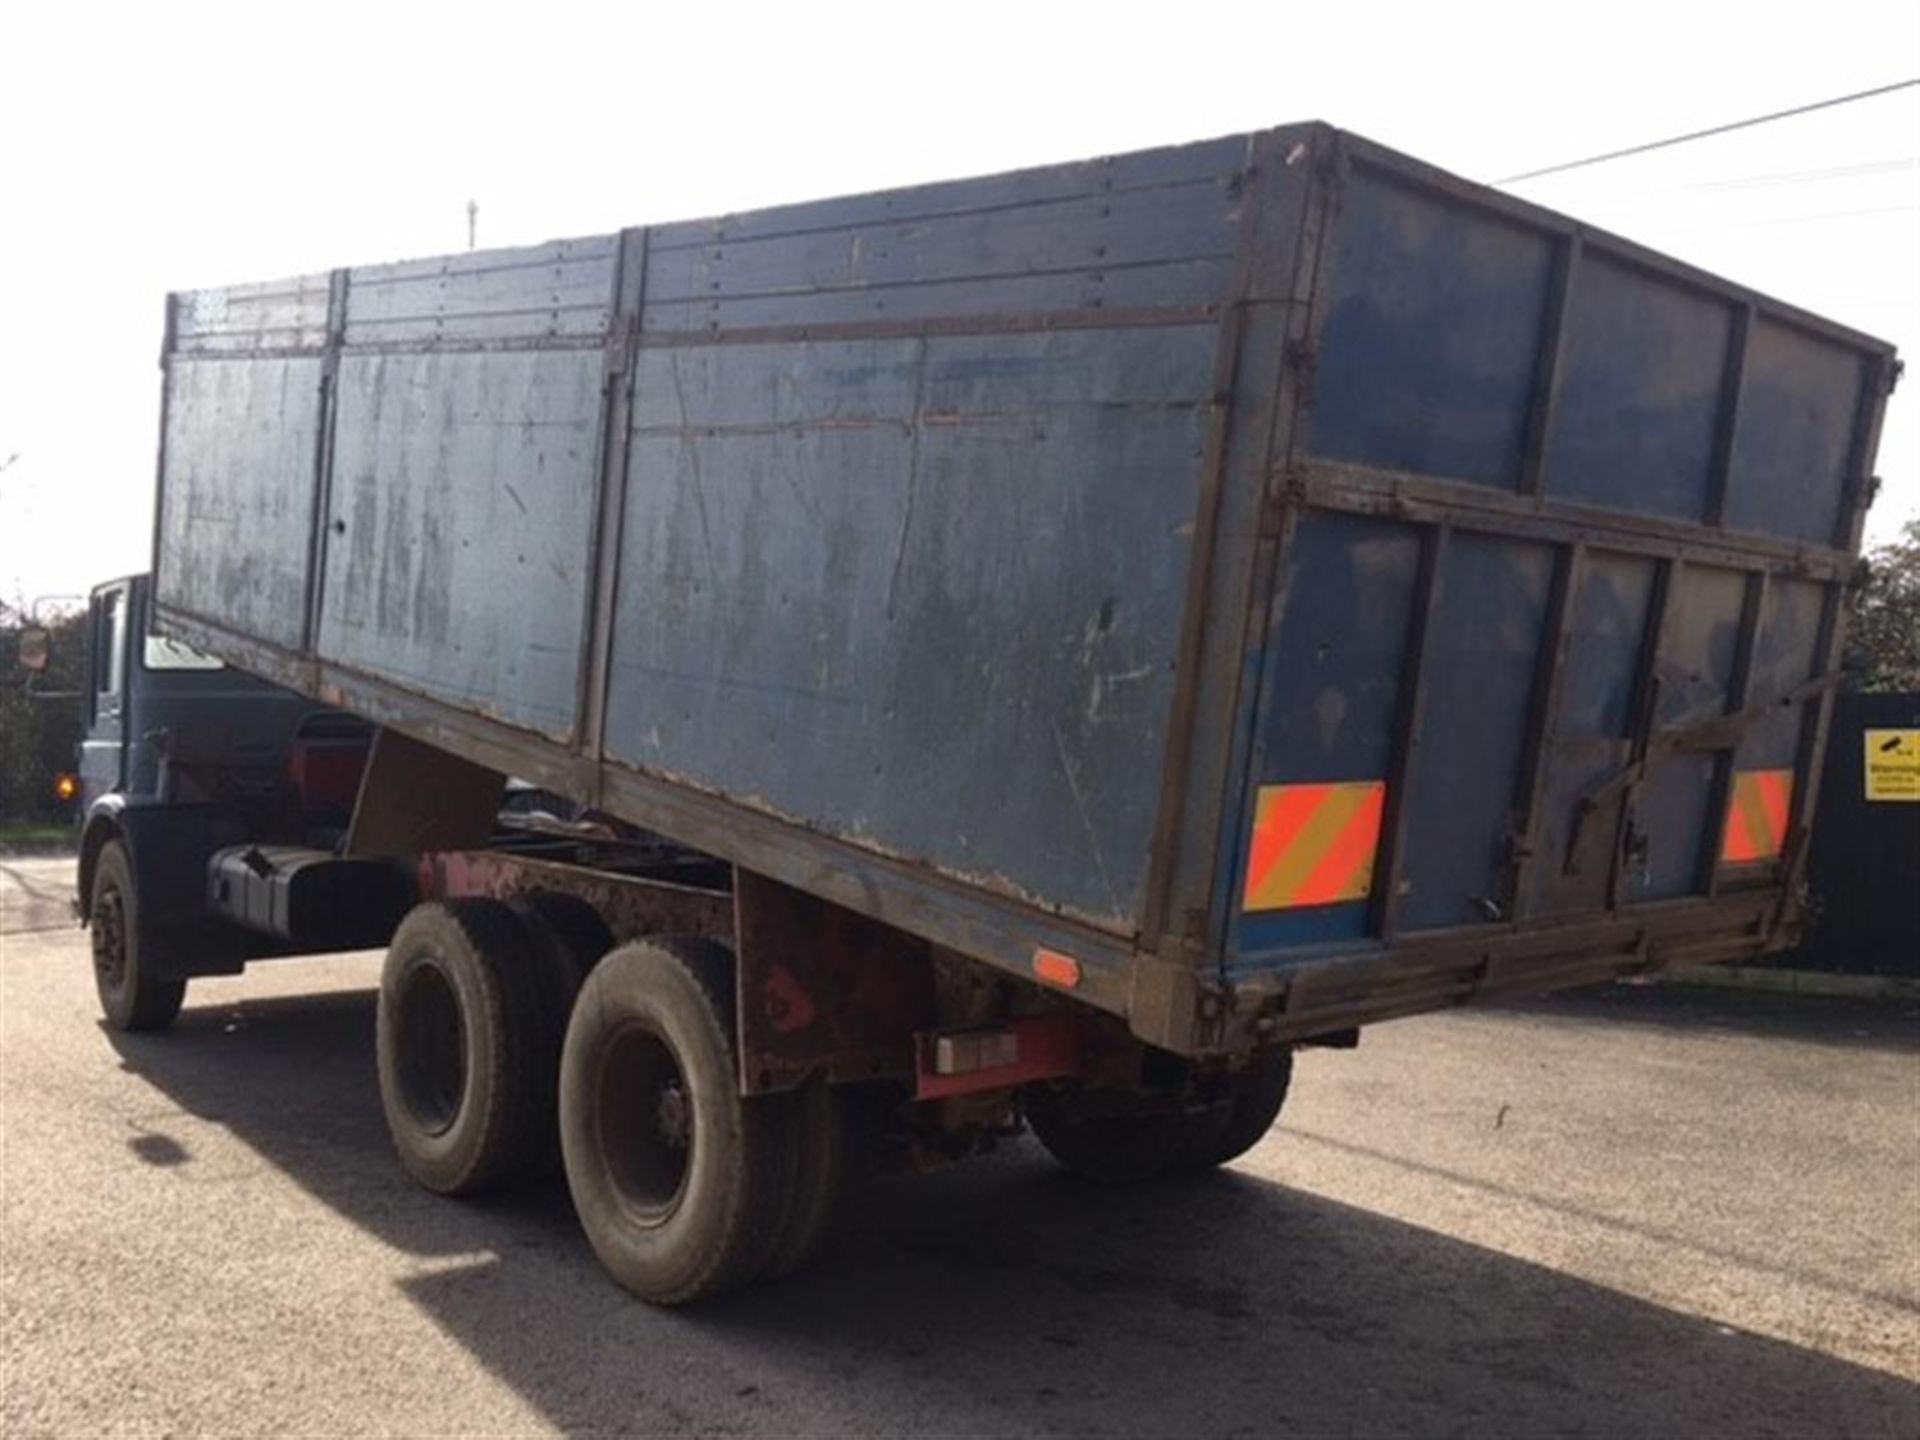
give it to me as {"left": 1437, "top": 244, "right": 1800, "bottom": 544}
{"left": 376, "top": 898, "right": 1290, "bottom": 1301}
{"left": 374, "top": 900, "right": 842, "bottom": 1304}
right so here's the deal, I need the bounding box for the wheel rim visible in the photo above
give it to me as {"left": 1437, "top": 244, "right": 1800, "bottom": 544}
{"left": 396, "top": 960, "right": 466, "bottom": 1136}
{"left": 91, "top": 884, "right": 129, "bottom": 993}
{"left": 594, "top": 1022, "right": 693, "bottom": 1225}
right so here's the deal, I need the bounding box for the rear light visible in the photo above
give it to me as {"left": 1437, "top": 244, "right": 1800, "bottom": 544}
{"left": 931, "top": 1028, "right": 1020, "bottom": 1076}
{"left": 914, "top": 1015, "right": 1081, "bottom": 1100}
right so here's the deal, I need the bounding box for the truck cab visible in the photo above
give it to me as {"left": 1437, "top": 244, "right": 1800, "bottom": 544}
{"left": 62, "top": 574, "right": 396, "bottom": 1028}
{"left": 77, "top": 573, "right": 371, "bottom": 837}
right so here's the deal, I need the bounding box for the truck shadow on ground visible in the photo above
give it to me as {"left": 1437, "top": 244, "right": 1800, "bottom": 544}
{"left": 108, "top": 987, "right": 1917, "bottom": 1438}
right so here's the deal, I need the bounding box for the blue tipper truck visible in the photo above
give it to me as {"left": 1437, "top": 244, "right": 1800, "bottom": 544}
{"left": 92, "top": 121, "right": 1895, "bottom": 1302}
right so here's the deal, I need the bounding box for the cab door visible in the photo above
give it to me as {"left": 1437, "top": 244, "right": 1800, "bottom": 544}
{"left": 78, "top": 582, "right": 131, "bottom": 806}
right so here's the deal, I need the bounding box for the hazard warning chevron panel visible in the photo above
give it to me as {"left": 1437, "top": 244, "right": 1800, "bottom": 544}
{"left": 1721, "top": 768, "right": 1792, "bottom": 864}
{"left": 1242, "top": 781, "right": 1387, "bottom": 912}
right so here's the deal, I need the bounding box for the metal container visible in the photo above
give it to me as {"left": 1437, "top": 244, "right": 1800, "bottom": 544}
{"left": 152, "top": 122, "right": 1899, "bottom": 1051}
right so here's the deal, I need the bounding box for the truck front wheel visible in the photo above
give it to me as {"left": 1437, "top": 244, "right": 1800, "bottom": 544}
{"left": 558, "top": 937, "right": 797, "bottom": 1305}
{"left": 89, "top": 840, "right": 187, "bottom": 1033}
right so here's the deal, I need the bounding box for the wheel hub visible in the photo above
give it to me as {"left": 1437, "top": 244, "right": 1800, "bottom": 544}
{"left": 595, "top": 1025, "right": 694, "bottom": 1222}
{"left": 656, "top": 1084, "right": 691, "bottom": 1149}
{"left": 395, "top": 959, "right": 466, "bottom": 1136}
{"left": 91, "top": 888, "right": 128, "bottom": 991}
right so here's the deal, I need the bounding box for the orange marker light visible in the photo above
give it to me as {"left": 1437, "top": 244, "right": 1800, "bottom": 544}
{"left": 53, "top": 773, "right": 78, "bottom": 803}
{"left": 1032, "top": 948, "right": 1082, "bottom": 990}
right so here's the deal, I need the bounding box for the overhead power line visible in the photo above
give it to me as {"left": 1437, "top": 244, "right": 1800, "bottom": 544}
{"left": 1676, "top": 202, "right": 1918, "bottom": 234}
{"left": 1495, "top": 78, "right": 1920, "bottom": 185}
{"left": 1680, "top": 156, "right": 1918, "bottom": 194}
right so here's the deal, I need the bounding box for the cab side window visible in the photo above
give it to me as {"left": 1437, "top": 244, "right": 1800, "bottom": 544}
{"left": 94, "top": 588, "right": 127, "bottom": 722}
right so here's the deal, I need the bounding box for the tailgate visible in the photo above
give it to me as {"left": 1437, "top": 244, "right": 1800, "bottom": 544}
{"left": 1224, "top": 135, "right": 1896, "bottom": 1024}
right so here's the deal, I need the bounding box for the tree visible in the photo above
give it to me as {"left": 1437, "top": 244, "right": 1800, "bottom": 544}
{"left": 1844, "top": 517, "right": 1920, "bottom": 693}
{"left": 0, "top": 603, "right": 88, "bottom": 827}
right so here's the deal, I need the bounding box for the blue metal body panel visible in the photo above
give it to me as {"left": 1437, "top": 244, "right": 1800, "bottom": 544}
{"left": 148, "top": 124, "right": 1898, "bottom": 1051}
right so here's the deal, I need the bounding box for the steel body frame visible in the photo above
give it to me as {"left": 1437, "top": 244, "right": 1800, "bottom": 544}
{"left": 151, "top": 124, "right": 1896, "bottom": 1058}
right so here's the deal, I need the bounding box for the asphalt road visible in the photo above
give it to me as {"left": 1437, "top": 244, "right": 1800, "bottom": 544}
{"left": 2, "top": 859, "right": 1916, "bottom": 1437}
{"left": 0, "top": 854, "right": 74, "bottom": 937}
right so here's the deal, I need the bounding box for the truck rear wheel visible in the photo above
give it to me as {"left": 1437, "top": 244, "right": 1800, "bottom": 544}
{"left": 1027, "top": 1049, "right": 1293, "bottom": 1183}
{"left": 509, "top": 892, "right": 613, "bottom": 988}
{"left": 558, "top": 937, "right": 797, "bottom": 1305}
{"left": 1196, "top": 1047, "right": 1293, "bottom": 1168}
{"left": 760, "top": 1078, "right": 846, "bottom": 1281}
{"left": 505, "top": 892, "right": 612, "bottom": 1173}
{"left": 377, "top": 899, "right": 561, "bottom": 1195}
{"left": 1025, "top": 1089, "right": 1230, "bottom": 1185}
{"left": 89, "top": 840, "right": 187, "bottom": 1033}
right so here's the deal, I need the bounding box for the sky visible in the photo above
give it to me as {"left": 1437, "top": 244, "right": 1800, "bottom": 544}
{"left": 2, "top": 0, "right": 1915, "bottom": 610}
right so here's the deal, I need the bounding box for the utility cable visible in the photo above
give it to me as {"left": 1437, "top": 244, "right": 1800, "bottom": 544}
{"left": 1495, "top": 78, "right": 1920, "bottom": 185}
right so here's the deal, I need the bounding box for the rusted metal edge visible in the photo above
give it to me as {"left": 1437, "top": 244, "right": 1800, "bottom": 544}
{"left": 1703, "top": 303, "right": 1754, "bottom": 528}
{"left": 1301, "top": 461, "right": 1858, "bottom": 579}
{"left": 1703, "top": 572, "right": 1769, "bottom": 899}
{"left": 635, "top": 303, "right": 1224, "bottom": 349}
{"left": 146, "top": 293, "right": 179, "bottom": 604}
{"left": 577, "top": 226, "right": 648, "bottom": 764}
{"left": 1138, "top": 130, "right": 1280, "bottom": 953}
{"left": 1606, "top": 556, "right": 1681, "bottom": 911}
{"left": 1517, "top": 235, "right": 1580, "bottom": 499}
{"left": 300, "top": 269, "right": 350, "bottom": 658}
{"left": 645, "top": 162, "right": 1246, "bottom": 256}
{"left": 1183, "top": 126, "right": 1347, "bottom": 976}
{"left": 159, "top": 307, "right": 1230, "bottom": 361}
{"left": 1778, "top": 585, "right": 1847, "bottom": 935}
{"left": 1374, "top": 525, "right": 1449, "bottom": 939}
{"left": 1247, "top": 896, "right": 1777, "bottom": 1040}
{"left": 420, "top": 848, "right": 734, "bottom": 943}
{"left": 1506, "top": 542, "right": 1581, "bottom": 919}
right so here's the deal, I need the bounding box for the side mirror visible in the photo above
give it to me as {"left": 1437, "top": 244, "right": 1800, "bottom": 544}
{"left": 16, "top": 626, "right": 51, "bottom": 672}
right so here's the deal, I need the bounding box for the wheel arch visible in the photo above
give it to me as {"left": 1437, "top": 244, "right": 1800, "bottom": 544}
{"left": 78, "top": 804, "right": 249, "bottom": 981}
{"left": 76, "top": 801, "right": 128, "bottom": 922}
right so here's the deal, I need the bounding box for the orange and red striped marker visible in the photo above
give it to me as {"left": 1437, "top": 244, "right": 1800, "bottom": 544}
{"left": 1721, "top": 768, "right": 1791, "bottom": 864}
{"left": 1243, "top": 780, "right": 1386, "bottom": 912}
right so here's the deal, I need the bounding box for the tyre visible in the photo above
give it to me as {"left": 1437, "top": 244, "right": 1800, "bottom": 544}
{"left": 760, "top": 1078, "right": 847, "bottom": 1281}
{"left": 376, "top": 899, "right": 558, "bottom": 1195}
{"left": 1028, "top": 1047, "right": 1295, "bottom": 1183}
{"left": 506, "top": 892, "right": 613, "bottom": 1172}
{"left": 1196, "top": 1047, "right": 1293, "bottom": 1168}
{"left": 89, "top": 840, "right": 187, "bottom": 1032}
{"left": 509, "top": 892, "right": 613, "bottom": 989}
{"left": 558, "top": 936, "right": 798, "bottom": 1305}
{"left": 1025, "top": 1086, "right": 1230, "bottom": 1185}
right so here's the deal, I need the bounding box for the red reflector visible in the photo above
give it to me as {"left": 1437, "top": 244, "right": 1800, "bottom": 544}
{"left": 290, "top": 740, "right": 368, "bottom": 810}
{"left": 1033, "top": 948, "right": 1081, "bottom": 989}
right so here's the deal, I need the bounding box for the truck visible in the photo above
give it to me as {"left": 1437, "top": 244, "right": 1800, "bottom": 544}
{"left": 35, "top": 121, "right": 1899, "bottom": 1305}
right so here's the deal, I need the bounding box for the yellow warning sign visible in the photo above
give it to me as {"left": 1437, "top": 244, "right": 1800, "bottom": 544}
{"left": 1864, "top": 729, "right": 1920, "bottom": 802}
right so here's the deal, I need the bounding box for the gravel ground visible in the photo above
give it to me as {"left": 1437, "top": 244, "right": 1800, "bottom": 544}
{"left": 2, "top": 859, "right": 1916, "bottom": 1436}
